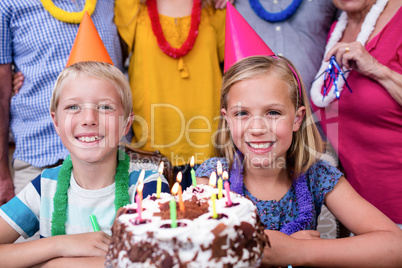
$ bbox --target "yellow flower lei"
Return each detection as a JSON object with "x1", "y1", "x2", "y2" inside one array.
[{"x1": 41, "y1": 0, "x2": 97, "y2": 24}]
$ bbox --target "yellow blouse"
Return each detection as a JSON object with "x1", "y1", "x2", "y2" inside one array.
[{"x1": 115, "y1": 0, "x2": 225, "y2": 166}]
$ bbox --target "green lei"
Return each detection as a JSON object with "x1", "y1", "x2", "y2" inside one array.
[{"x1": 51, "y1": 150, "x2": 130, "y2": 236}]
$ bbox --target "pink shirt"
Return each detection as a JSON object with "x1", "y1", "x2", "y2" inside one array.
[{"x1": 312, "y1": 7, "x2": 402, "y2": 223}]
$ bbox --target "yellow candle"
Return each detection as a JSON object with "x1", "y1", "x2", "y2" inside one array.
[
  {"x1": 156, "y1": 161, "x2": 164, "y2": 198},
  {"x1": 209, "y1": 172, "x2": 218, "y2": 219}
]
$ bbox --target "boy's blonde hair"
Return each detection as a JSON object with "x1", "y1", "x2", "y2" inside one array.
[
  {"x1": 216, "y1": 56, "x2": 322, "y2": 179},
  {"x1": 50, "y1": 61, "x2": 133, "y2": 120}
]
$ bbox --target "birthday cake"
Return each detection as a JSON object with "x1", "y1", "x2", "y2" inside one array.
[{"x1": 105, "y1": 184, "x2": 268, "y2": 267}]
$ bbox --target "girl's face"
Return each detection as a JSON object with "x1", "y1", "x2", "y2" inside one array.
[
  {"x1": 222, "y1": 72, "x2": 305, "y2": 170},
  {"x1": 51, "y1": 74, "x2": 131, "y2": 164}
]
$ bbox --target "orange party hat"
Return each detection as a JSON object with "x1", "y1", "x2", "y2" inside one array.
[
  {"x1": 224, "y1": 2, "x2": 274, "y2": 72},
  {"x1": 66, "y1": 12, "x2": 113, "y2": 67}
]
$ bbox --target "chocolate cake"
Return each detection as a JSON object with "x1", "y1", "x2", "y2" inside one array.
[{"x1": 106, "y1": 184, "x2": 268, "y2": 267}]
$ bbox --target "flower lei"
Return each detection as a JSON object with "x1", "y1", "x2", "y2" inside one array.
[
  {"x1": 310, "y1": 0, "x2": 388, "y2": 107},
  {"x1": 51, "y1": 150, "x2": 130, "y2": 236},
  {"x1": 41, "y1": 0, "x2": 97, "y2": 24},
  {"x1": 147, "y1": 0, "x2": 201, "y2": 58},
  {"x1": 249, "y1": 0, "x2": 303, "y2": 22},
  {"x1": 229, "y1": 151, "x2": 313, "y2": 235}
]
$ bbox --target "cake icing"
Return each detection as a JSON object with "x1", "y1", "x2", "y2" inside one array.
[{"x1": 106, "y1": 184, "x2": 268, "y2": 268}]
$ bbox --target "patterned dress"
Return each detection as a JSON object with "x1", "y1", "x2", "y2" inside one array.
[{"x1": 195, "y1": 159, "x2": 342, "y2": 230}]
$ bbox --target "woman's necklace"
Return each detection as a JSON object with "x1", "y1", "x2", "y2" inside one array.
[
  {"x1": 229, "y1": 151, "x2": 313, "y2": 235},
  {"x1": 51, "y1": 150, "x2": 130, "y2": 236},
  {"x1": 41, "y1": 0, "x2": 97, "y2": 24},
  {"x1": 310, "y1": 0, "x2": 388, "y2": 107},
  {"x1": 249, "y1": 0, "x2": 303, "y2": 22},
  {"x1": 147, "y1": 0, "x2": 201, "y2": 58}
]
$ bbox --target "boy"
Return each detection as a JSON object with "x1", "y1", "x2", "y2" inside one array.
[{"x1": 0, "y1": 14, "x2": 169, "y2": 267}]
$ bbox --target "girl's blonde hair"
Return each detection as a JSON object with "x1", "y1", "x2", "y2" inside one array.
[
  {"x1": 50, "y1": 61, "x2": 133, "y2": 120},
  {"x1": 216, "y1": 56, "x2": 322, "y2": 179}
]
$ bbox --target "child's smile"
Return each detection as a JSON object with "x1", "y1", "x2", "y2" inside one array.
[
  {"x1": 51, "y1": 74, "x2": 127, "y2": 164},
  {"x1": 222, "y1": 72, "x2": 304, "y2": 169}
]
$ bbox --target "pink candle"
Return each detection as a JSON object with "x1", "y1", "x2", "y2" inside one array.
[
  {"x1": 223, "y1": 171, "x2": 232, "y2": 206},
  {"x1": 224, "y1": 181, "x2": 232, "y2": 206},
  {"x1": 136, "y1": 182, "x2": 144, "y2": 221}
]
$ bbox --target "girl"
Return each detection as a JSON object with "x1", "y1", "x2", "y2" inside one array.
[
  {"x1": 114, "y1": 0, "x2": 232, "y2": 189},
  {"x1": 196, "y1": 55, "x2": 402, "y2": 267}
]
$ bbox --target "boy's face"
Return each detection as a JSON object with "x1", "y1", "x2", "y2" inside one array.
[{"x1": 51, "y1": 74, "x2": 131, "y2": 164}]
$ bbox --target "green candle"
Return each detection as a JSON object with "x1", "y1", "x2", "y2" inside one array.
[
  {"x1": 190, "y1": 156, "x2": 197, "y2": 187},
  {"x1": 90, "y1": 214, "x2": 100, "y2": 232},
  {"x1": 169, "y1": 196, "x2": 177, "y2": 228}
]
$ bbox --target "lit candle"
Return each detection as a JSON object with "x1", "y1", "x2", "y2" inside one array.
[
  {"x1": 223, "y1": 171, "x2": 232, "y2": 206},
  {"x1": 175, "y1": 172, "x2": 185, "y2": 211},
  {"x1": 209, "y1": 172, "x2": 218, "y2": 219},
  {"x1": 217, "y1": 161, "x2": 223, "y2": 199},
  {"x1": 156, "y1": 161, "x2": 164, "y2": 198},
  {"x1": 136, "y1": 180, "x2": 144, "y2": 221},
  {"x1": 173, "y1": 182, "x2": 184, "y2": 212},
  {"x1": 170, "y1": 187, "x2": 178, "y2": 228},
  {"x1": 190, "y1": 156, "x2": 197, "y2": 187}
]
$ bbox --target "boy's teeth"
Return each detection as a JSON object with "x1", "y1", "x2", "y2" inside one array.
[{"x1": 79, "y1": 136, "x2": 99, "y2": 142}]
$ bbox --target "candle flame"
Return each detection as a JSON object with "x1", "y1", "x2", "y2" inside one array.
[
  {"x1": 176, "y1": 171, "x2": 182, "y2": 183},
  {"x1": 172, "y1": 182, "x2": 179, "y2": 195},
  {"x1": 217, "y1": 161, "x2": 222, "y2": 176},
  {"x1": 138, "y1": 169, "x2": 145, "y2": 184},
  {"x1": 158, "y1": 161, "x2": 164, "y2": 174},
  {"x1": 223, "y1": 171, "x2": 228, "y2": 180},
  {"x1": 209, "y1": 172, "x2": 217, "y2": 187},
  {"x1": 190, "y1": 156, "x2": 194, "y2": 167},
  {"x1": 137, "y1": 181, "x2": 144, "y2": 193}
]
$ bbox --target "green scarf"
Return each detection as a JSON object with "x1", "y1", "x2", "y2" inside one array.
[{"x1": 51, "y1": 150, "x2": 130, "y2": 236}]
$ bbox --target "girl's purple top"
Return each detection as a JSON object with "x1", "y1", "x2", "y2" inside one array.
[{"x1": 195, "y1": 159, "x2": 342, "y2": 230}]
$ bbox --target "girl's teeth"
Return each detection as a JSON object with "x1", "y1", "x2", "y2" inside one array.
[{"x1": 250, "y1": 143, "x2": 271, "y2": 149}]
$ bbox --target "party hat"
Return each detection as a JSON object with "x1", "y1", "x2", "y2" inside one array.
[
  {"x1": 66, "y1": 12, "x2": 113, "y2": 67},
  {"x1": 224, "y1": 2, "x2": 274, "y2": 72}
]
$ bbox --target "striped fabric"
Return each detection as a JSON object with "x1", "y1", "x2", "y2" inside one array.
[
  {"x1": 0, "y1": 162, "x2": 169, "y2": 238},
  {"x1": 0, "y1": 0, "x2": 123, "y2": 167}
]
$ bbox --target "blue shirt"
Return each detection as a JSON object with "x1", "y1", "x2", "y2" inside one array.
[
  {"x1": 0, "y1": 161, "x2": 170, "y2": 238},
  {"x1": 0, "y1": 0, "x2": 123, "y2": 167},
  {"x1": 195, "y1": 158, "x2": 342, "y2": 230}
]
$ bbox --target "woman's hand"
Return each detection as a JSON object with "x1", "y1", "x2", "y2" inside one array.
[
  {"x1": 325, "y1": 41, "x2": 402, "y2": 105},
  {"x1": 325, "y1": 41, "x2": 380, "y2": 77}
]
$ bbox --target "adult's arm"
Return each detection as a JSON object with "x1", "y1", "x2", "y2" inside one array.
[
  {"x1": 326, "y1": 41, "x2": 402, "y2": 106},
  {"x1": 0, "y1": 63, "x2": 15, "y2": 205}
]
